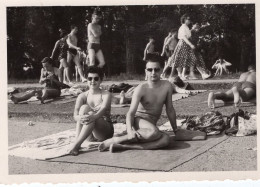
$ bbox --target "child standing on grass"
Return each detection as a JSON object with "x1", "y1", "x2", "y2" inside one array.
[{"x1": 10, "y1": 57, "x2": 67, "y2": 104}]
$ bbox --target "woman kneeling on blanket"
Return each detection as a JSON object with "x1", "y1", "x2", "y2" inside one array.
[{"x1": 69, "y1": 66, "x2": 114, "y2": 156}]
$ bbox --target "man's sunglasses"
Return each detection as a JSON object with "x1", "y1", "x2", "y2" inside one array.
[
  {"x1": 87, "y1": 77, "x2": 100, "y2": 81},
  {"x1": 146, "y1": 68, "x2": 161, "y2": 72}
]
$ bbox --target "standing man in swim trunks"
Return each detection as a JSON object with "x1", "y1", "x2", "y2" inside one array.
[
  {"x1": 67, "y1": 25, "x2": 87, "y2": 82},
  {"x1": 161, "y1": 29, "x2": 178, "y2": 79},
  {"x1": 88, "y1": 11, "x2": 105, "y2": 68},
  {"x1": 208, "y1": 64, "x2": 256, "y2": 108},
  {"x1": 98, "y1": 54, "x2": 178, "y2": 152}
]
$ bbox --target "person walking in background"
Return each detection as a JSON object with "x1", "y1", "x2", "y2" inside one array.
[
  {"x1": 189, "y1": 22, "x2": 211, "y2": 79},
  {"x1": 50, "y1": 29, "x2": 73, "y2": 84},
  {"x1": 161, "y1": 29, "x2": 178, "y2": 79},
  {"x1": 167, "y1": 14, "x2": 198, "y2": 80},
  {"x1": 88, "y1": 11, "x2": 106, "y2": 68}
]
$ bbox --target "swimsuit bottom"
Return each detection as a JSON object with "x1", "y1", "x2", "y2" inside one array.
[
  {"x1": 88, "y1": 43, "x2": 101, "y2": 53},
  {"x1": 241, "y1": 81, "x2": 256, "y2": 91},
  {"x1": 68, "y1": 48, "x2": 78, "y2": 56},
  {"x1": 233, "y1": 81, "x2": 256, "y2": 91}
]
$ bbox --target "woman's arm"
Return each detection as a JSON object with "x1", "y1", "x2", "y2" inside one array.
[
  {"x1": 50, "y1": 40, "x2": 60, "y2": 59},
  {"x1": 90, "y1": 91, "x2": 112, "y2": 121},
  {"x1": 39, "y1": 68, "x2": 46, "y2": 84},
  {"x1": 73, "y1": 93, "x2": 88, "y2": 122}
]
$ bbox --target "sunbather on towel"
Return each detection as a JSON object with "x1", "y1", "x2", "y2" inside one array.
[
  {"x1": 99, "y1": 54, "x2": 178, "y2": 152},
  {"x1": 208, "y1": 64, "x2": 256, "y2": 108},
  {"x1": 69, "y1": 66, "x2": 114, "y2": 156},
  {"x1": 10, "y1": 57, "x2": 65, "y2": 104}
]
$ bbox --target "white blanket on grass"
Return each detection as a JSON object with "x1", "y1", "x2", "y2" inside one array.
[{"x1": 9, "y1": 121, "x2": 184, "y2": 160}]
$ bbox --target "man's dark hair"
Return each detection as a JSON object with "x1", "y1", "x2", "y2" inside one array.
[
  {"x1": 41, "y1": 57, "x2": 53, "y2": 66},
  {"x1": 92, "y1": 10, "x2": 102, "y2": 17},
  {"x1": 181, "y1": 13, "x2": 191, "y2": 24},
  {"x1": 145, "y1": 53, "x2": 164, "y2": 68},
  {"x1": 248, "y1": 64, "x2": 256, "y2": 71},
  {"x1": 86, "y1": 66, "x2": 104, "y2": 80},
  {"x1": 70, "y1": 24, "x2": 78, "y2": 31}
]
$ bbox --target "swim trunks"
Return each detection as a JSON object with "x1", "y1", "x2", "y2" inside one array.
[
  {"x1": 88, "y1": 43, "x2": 101, "y2": 53},
  {"x1": 242, "y1": 81, "x2": 256, "y2": 91},
  {"x1": 232, "y1": 82, "x2": 243, "y2": 89},
  {"x1": 135, "y1": 111, "x2": 159, "y2": 124}
]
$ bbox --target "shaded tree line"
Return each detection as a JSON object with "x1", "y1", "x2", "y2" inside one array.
[{"x1": 7, "y1": 4, "x2": 255, "y2": 79}]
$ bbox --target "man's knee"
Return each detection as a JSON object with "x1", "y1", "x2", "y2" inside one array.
[
  {"x1": 79, "y1": 105, "x2": 92, "y2": 115},
  {"x1": 146, "y1": 128, "x2": 161, "y2": 141}
]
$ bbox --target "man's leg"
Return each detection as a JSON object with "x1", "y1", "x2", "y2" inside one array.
[
  {"x1": 208, "y1": 89, "x2": 234, "y2": 109},
  {"x1": 110, "y1": 132, "x2": 170, "y2": 152},
  {"x1": 74, "y1": 54, "x2": 87, "y2": 82},
  {"x1": 96, "y1": 50, "x2": 105, "y2": 68},
  {"x1": 98, "y1": 117, "x2": 170, "y2": 152},
  {"x1": 88, "y1": 49, "x2": 96, "y2": 66},
  {"x1": 67, "y1": 52, "x2": 74, "y2": 81},
  {"x1": 10, "y1": 90, "x2": 36, "y2": 104}
]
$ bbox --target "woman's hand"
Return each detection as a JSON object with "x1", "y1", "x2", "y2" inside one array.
[{"x1": 79, "y1": 114, "x2": 96, "y2": 125}]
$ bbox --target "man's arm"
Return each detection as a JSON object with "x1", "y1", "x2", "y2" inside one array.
[
  {"x1": 126, "y1": 85, "x2": 143, "y2": 139},
  {"x1": 143, "y1": 43, "x2": 150, "y2": 60},
  {"x1": 165, "y1": 83, "x2": 178, "y2": 132},
  {"x1": 66, "y1": 34, "x2": 80, "y2": 50},
  {"x1": 88, "y1": 23, "x2": 101, "y2": 38}
]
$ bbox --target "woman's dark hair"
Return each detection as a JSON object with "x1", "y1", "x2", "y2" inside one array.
[
  {"x1": 181, "y1": 14, "x2": 191, "y2": 24},
  {"x1": 86, "y1": 66, "x2": 104, "y2": 80},
  {"x1": 92, "y1": 10, "x2": 102, "y2": 17},
  {"x1": 41, "y1": 57, "x2": 53, "y2": 66},
  {"x1": 70, "y1": 24, "x2": 78, "y2": 31},
  {"x1": 59, "y1": 28, "x2": 67, "y2": 38}
]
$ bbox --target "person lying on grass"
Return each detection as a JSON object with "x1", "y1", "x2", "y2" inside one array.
[
  {"x1": 69, "y1": 66, "x2": 114, "y2": 156},
  {"x1": 98, "y1": 53, "x2": 178, "y2": 153},
  {"x1": 208, "y1": 64, "x2": 256, "y2": 108},
  {"x1": 10, "y1": 57, "x2": 67, "y2": 104}
]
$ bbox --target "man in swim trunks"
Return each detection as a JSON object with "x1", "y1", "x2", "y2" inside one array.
[
  {"x1": 67, "y1": 25, "x2": 87, "y2": 82},
  {"x1": 98, "y1": 54, "x2": 178, "y2": 152},
  {"x1": 208, "y1": 64, "x2": 256, "y2": 108},
  {"x1": 88, "y1": 11, "x2": 105, "y2": 68}
]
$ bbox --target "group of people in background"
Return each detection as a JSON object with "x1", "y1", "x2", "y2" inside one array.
[
  {"x1": 50, "y1": 11, "x2": 105, "y2": 85},
  {"x1": 144, "y1": 13, "x2": 212, "y2": 81}
]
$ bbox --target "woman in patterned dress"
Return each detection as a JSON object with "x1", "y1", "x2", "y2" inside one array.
[{"x1": 168, "y1": 14, "x2": 211, "y2": 80}]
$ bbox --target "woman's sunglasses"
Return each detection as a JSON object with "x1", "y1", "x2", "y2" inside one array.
[
  {"x1": 146, "y1": 68, "x2": 161, "y2": 72},
  {"x1": 87, "y1": 77, "x2": 100, "y2": 81}
]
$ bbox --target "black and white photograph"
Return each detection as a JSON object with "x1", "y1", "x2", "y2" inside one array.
[{"x1": 2, "y1": 0, "x2": 259, "y2": 183}]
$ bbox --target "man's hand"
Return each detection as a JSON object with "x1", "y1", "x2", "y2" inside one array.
[{"x1": 127, "y1": 129, "x2": 141, "y2": 140}]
